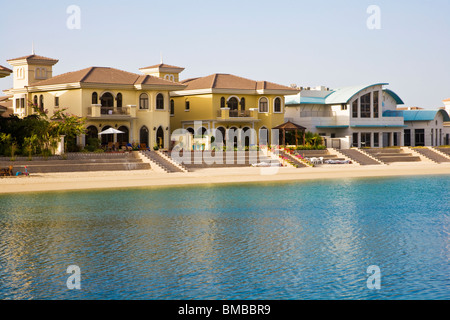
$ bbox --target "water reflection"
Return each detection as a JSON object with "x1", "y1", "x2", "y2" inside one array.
[{"x1": 0, "y1": 176, "x2": 449, "y2": 299}]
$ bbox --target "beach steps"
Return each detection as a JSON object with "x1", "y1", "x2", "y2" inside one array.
[
  {"x1": 278, "y1": 150, "x2": 308, "y2": 168},
  {"x1": 140, "y1": 151, "x2": 185, "y2": 173},
  {"x1": 338, "y1": 149, "x2": 382, "y2": 166},
  {"x1": 435, "y1": 147, "x2": 450, "y2": 157},
  {"x1": 164, "y1": 151, "x2": 280, "y2": 170},
  {"x1": 0, "y1": 152, "x2": 151, "y2": 174},
  {"x1": 363, "y1": 148, "x2": 421, "y2": 163},
  {"x1": 293, "y1": 150, "x2": 347, "y2": 162},
  {"x1": 410, "y1": 147, "x2": 450, "y2": 164}
]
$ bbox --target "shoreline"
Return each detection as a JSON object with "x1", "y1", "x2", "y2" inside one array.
[{"x1": 1, "y1": 162, "x2": 449, "y2": 195}]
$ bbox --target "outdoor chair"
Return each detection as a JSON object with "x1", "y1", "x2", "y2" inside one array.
[
  {"x1": 0, "y1": 165, "x2": 13, "y2": 177},
  {"x1": 107, "y1": 142, "x2": 114, "y2": 151}
]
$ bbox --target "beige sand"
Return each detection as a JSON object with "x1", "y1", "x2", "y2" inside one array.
[{"x1": 1, "y1": 162, "x2": 449, "y2": 194}]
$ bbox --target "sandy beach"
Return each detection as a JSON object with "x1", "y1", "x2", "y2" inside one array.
[{"x1": 0, "y1": 162, "x2": 449, "y2": 195}]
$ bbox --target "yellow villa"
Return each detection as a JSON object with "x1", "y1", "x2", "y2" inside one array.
[
  {"x1": 169, "y1": 73, "x2": 300, "y2": 147},
  {"x1": 3, "y1": 54, "x2": 186, "y2": 149},
  {"x1": 2, "y1": 52, "x2": 299, "y2": 150}
]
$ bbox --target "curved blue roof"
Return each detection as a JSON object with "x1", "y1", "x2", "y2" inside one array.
[
  {"x1": 384, "y1": 109, "x2": 450, "y2": 122},
  {"x1": 324, "y1": 83, "x2": 388, "y2": 104},
  {"x1": 384, "y1": 89, "x2": 405, "y2": 105}
]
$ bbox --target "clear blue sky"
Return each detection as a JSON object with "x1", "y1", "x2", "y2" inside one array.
[{"x1": 1, "y1": 0, "x2": 449, "y2": 108}]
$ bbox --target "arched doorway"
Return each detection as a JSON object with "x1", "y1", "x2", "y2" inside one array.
[
  {"x1": 228, "y1": 97, "x2": 239, "y2": 117},
  {"x1": 229, "y1": 127, "x2": 239, "y2": 148},
  {"x1": 242, "y1": 127, "x2": 251, "y2": 148},
  {"x1": 85, "y1": 125, "x2": 98, "y2": 146},
  {"x1": 215, "y1": 127, "x2": 226, "y2": 147},
  {"x1": 156, "y1": 126, "x2": 164, "y2": 149},
  {"x1": 101, "y1": 125, "x2": 113, "y2": 145},
  {"x1": 117, "y1": 126, "x2": 129, "y2": 145},
  {"x1": 100, "y1": 93, "x2": 114, "y2": 114},
  {"x1": 140, "y1": 126, "x2": 149, "y2": 148}
]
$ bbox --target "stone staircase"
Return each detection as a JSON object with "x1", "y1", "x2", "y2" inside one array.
[
  {"x1": 278, "y1": 150, "x2": 308, "y2": 168},
  {"x1": 435, "y1": 147, "x2": 450, "y2": 158},
  {"x1": 410, "y1": 147, "x2": 450, "y2": 164},
  {"x1": 140, "y1": 151, "x2": 185, "y2": 173},
  {"x1": 363, "y1": 148, "x2": 421, "y2": 163},
  {"x1": 164, "y1": 151, "x2": 280, "y2": 170},
  {"x1": 294, "y1": 149, "x2": 348, "y2": 162},
  {"x1": 338, "y1": 149, "x2": 382, "y2": 166},
  {"x1": 0, "y1": 152, "x2": 150, "y2": 174}
]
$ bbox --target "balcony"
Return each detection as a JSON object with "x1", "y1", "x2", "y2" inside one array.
[
  {"x1": 88, "y1": 104, "x2": 137, "y2": 119},
  {"x1": 216, "y1": 108, "x2": 258, "y2": 122}
]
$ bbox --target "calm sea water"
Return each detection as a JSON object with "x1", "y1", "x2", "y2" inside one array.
[{"x1": 0, "y1": 175, "x2": 449, "y2": 300}]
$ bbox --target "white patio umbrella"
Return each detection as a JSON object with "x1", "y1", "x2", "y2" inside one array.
[{"x1": 98, "y1": 128, "x2": 124, "y2": 135}]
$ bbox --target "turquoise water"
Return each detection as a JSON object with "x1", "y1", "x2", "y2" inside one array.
[{"x1": 0, "y1": 175, "x2": 449, "y2": 300}]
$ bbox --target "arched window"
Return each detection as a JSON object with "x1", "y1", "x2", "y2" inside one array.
[
  {"x1": 40, "y1": 68, "x2": 46, "y2": 79},
  {"x1": 33, "y1": 95, "x2": 38, "y2": 108},
  {"x1": 156, "y1": 93, "x2": 164, "y2": 110},
  {"x1": 186, "y1": 127, "x2": 195, "y2": 136},
  {"x1": 185, "y1": 100, "x2": 190, "y2": 111},
  {"x1": 139, "y1": 93, "x2": 149, "y2": 110},
  {"x1": 215, "y1": 127, "x2": 226, "y2": 145},
  {"x1": 116, "y1": 93, "x2": 122, "y2": 108},
  {"x1": 259, "y1": 97, "x2": 268, "y2": 113},
  {"x1": 39, "y1": 95, "x2": 44, "y2": 111},
  {"x1": 170, "y1": 99, "x2": 175, "y2": 116},
  {"x1": 197, "y1": 127, "x2": 207, "y2": 138},
  {"x1": 274, "y1": 97, "x2": 282, "y2": 113},
  {"x1": 156, "y1": 126, "x2": 164, "y2": 148},
  {"x1": 92, "y1": 92, "x2": 98, "y2": 104},
  {"x1": 220, "y1": 97, "x2": 226, "y2": 109},
  {"x1": 240, "y1": 98, "x2": 246, "y2": 111},
  {"x1": 100, "y1": 93, "x2": 114, "y2": 114},
  {"x1": 140, "y1": 126, "x2": 149, "y2": 147},
  {"x1": 228, "y1": 97, "x2": 239, "y2": 117}
]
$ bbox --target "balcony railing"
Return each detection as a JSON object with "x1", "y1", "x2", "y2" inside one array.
[
  {"x1": 88, "y1": 104, "x2": 136, "y2": 118},
  {"x1": 217, "y1": 108, "x2": 256, "y2": 119}
]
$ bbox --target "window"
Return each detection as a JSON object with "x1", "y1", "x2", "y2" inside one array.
[
  {"x1": 33, "y1": 95, "x2": 38, "y2": 107},
  {"x1": 259, "y1": 97, "x2": 268, "y2": 113},
  {"x1": 374, "y1": 132, "x2": 380, "y2": 147},
  {"x1": 39, "y1": 95, "x2": 44, "y2": 111},
  {"x1": 352, "y1": 133, "x2": 359, "y2": 147},
  {"x1": 415, "y1": 129, "x2": 425, "y2": 147},
  {"x1": 352, "y1": 99, "x2": 358, "y2": 118},
  {"x1": 170, "y1": 99, "x2": 175, "y2": 116},
  {"x1": 360, "y1": 93, "x2": 371, "y2": 118},
  {"x1": 404, "y1": 129, "x2": 411, "y2": 147},
  {"x1": 431, "y1": 129, "x2": 434, "y2": 146},
  {"x1": 185, "y1": 100, "x2": 190, "y2": 111},
  {"x1": 139, "y1": 93, "x2": 149, "y2": 110},
  {"x1": 240, "y1": 98, "x2": 246, "y2": 111},
  {"x1": 373, "y1": 91, "x2": 379, "y2": 118},
  {"x1": 361, "y1": 133, "x2": 371, "y2": 148},
  {"x1": 36, "y1": 68, "x2": 40, "y2": 79},
  {"x1": 341, "y1": 104, "x2": 348, "y2": 111},
  {"x1": 116, "y1": 93, "x2": 122, "y2": 108},
  {"x1": 92, "y1": 92, "x2": 98, "y2": 104},
  {"x1": 55, "y1": 97, "x2": 59, "y2": 107},
  {"x1": 156, "y1": 93, "x2": 164, "y2": 110},
  {"x1": 220, "y1": 97, "x2": 226, "y2": 109},
  {"x1": 15, "y1": 99, "x2": 19, "y2": 109},
  {"x1": 274, "y1": 97, "x2": 282, "y2": 113},
  {"x1": 140, "y1": 126, "x2": 149, "y2": 147}
]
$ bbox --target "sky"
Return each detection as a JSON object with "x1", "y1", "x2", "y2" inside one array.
[{"x1": 0, "y1": 0, "x2": 449, "y2": 108}]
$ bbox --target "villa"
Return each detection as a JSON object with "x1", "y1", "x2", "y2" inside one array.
[
  {"x1": 169, "y1": 73, "x2": 299, "y2": 147},
  {"x1": 285, "y1": 84, "x2": 450, "y2": 149},
  {"x1": 2, "y1": 54, "x2": 186, "y2": 149}
]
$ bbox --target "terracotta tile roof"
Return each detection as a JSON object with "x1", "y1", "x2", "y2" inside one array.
[
  {"x1": 0, "y1": 65, "x2": 12, "y2": 73},
  {"x1": 180, "y1": 74, "x2": 298, "y2": 92},
  {"x1": 443, "y1": 98, "x2": 450, "y2": 102},
  {"x1": 7, "y1": 54, "x2": 59, "y2": 63},
  {"x1": 30, "y1": 67, "x2": 185, "y2": 87},
  {"x1": 140, "y1": 63, "x2": 184, "y2": 70},
  {"x1": 0, "y1": 97, "x2": 13, "y2": 117}
]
